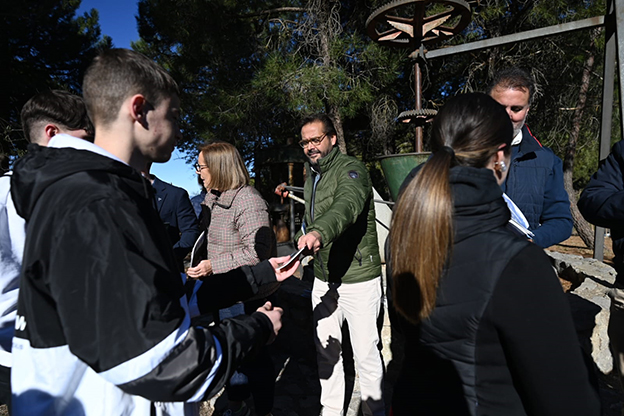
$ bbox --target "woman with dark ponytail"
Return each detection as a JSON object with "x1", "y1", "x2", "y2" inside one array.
[{"x1": 390, "y1": 93, "x2": 600, "y2": 415}]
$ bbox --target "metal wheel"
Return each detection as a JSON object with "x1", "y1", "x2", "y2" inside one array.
[
  {"x1": 397, "y1": 108, "x2": 438, "y2": 126},
  {"x1": 366, "y1": 0, "x2": 472, "y2": 49}
]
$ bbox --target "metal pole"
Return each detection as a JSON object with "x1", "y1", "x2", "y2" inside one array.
[
  {"x1": 288, "y1": 162, "x2": 296, "y2": 242},
  {"x1": 415, "y1": 60, "x2": 423, "y2": 152},
  {"x1": 594, "y1": 0, "x2": 618, "y2": 260},
  {"x1": 421, "y1": 16, "x2": 605, "y2": 60},
  {"x1": 615, "y1": 0, "x2": 624, "y2": 143}
]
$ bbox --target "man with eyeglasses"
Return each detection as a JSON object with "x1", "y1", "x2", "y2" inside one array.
[{"x1": 293, "y1": 114, "x2": 385, "y2": 416}]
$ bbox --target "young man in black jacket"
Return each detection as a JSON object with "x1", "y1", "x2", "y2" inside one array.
[
  {"x1": 0, "y1": 90, "x2": 94, "y2": 412},
  {"x1": 9, "y1": 48, "x2": 296, "y2": 415}
]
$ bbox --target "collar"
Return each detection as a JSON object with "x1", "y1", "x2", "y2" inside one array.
[
  {"x1": 48, "y1": 134, "x2": 127, "y2": 165},
  {"x1": 312, "y1": 146, "x2": 340, "y2": 174},
  {"x1": 204, "y1": 186, "x2": 245, "y2": 209},
  {"x1": 513, "y1": 125, "x2": 542, "y2": 158},
  {"x1": 151, "y1": 176, "x2": 167, "y2": 192},
  {"x1": 511, "y1": 129, "x2": 523, "y2": 146},
  {"x1": 450, "y1": 166, "x2": 510, "y2": 243}
]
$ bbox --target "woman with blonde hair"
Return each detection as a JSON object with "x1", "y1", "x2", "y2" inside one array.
[
  {"x1": 188, "y1": 142, "x2": 274, "y2": 278},
  {"x1": 389, "y1": 93, "x2": 600, "y2": 415},
  {"x1": 187, "y1": 141, "x2": 276, "y2": 416}
]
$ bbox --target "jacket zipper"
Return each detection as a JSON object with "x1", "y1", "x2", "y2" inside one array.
[{"x1": 310, "y1": 168, "x2": 328, "y2": 281}]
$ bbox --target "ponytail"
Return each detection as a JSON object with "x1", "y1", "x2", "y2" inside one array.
[
  {"x1": 389, "y1": 93, "x2": 513, "y2": 324},
  {"x1": 390, "y1": 150, "x2": 455, "y2": 323}
]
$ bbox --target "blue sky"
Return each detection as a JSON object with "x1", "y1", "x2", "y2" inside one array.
[{"x1": 77, "y1": 0, "x2": 202, "y2": 197}]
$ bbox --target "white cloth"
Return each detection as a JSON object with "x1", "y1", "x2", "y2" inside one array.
[
  {"x1": 49, "y1": 134, "x2": 126, "y2": 164},
  {"x1": 511, "y1": 129, "x2": 523, "y2": 146},
  {"x1": 311, "y1": 277, "x2": 385, "y2": 416},
  {"x1": 0, "y1": 172, "x2": 24, "y2": 367}
]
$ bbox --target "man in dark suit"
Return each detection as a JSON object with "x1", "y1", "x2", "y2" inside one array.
[{"x1": 145, "y1": 162, "x2": 200, "y2": 271}]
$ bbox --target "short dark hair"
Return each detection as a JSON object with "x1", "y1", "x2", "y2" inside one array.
[
  {"x1": 20, "y1": 90, "x2": 94, "y2": 144},
  {"x1": 487, "y1": 67, "x2": 536, "y2": 105},
  {"x1": 83, "y1": 48, "x2": 179, "y2": 127},
  {"x1": 300, "y1": 113, "x2": 337, "y2": 138}
]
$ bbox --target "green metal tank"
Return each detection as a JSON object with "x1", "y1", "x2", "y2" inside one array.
[{"x1": 378, "y1": 152, "x2": 430, "y2": 201}]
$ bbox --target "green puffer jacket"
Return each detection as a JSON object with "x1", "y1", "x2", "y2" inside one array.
[{"x1": 295, "y1": 147, "x2": 381, "y2": 284}]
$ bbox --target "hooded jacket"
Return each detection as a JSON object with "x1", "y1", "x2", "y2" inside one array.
[
  {"x1": 392, "y1": 166, "x2": 599, "y2": 416},
  {"x1": 10, "y1": 141, "x2": 277, "y2": 415},
  {"x1": 295, "y1": 147, "x2": 381, "y2": 284}
]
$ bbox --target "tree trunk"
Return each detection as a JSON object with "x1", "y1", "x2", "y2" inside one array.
[
  {"x1": 562, "y1": 29, "x2": 600, "y2": 250},
  {"x1": 314, "y1": 0, "x2": 347, "y2": 154},
  {"x1": 331, "y1": 108, "x2": 347, "y2": 154}
]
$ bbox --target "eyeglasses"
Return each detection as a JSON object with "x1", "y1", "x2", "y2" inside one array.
[
  {"x1": 194, "y1": 162, "x2": 208, "y2": 172},
  {"x1": 299, "y1": 133, "x2": 327, "y2": 148}
]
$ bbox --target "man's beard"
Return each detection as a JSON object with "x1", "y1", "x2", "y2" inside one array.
[
  {"x1": 513, "y1": 117, "x2": 527, "y2": 138},
  {"x1": 306, "y1": 149, "x2": 323, "y2": 166}
]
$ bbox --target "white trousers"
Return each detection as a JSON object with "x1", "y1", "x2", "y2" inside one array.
[{"x1": 312, "y1": 277, "x2": 385, "y2": 416}]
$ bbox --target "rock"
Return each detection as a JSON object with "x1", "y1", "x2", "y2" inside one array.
[
  {"x1": 546, "y1": 250, "x2": 616, "y2": 374},
  {"x1": 593, "y1": 309, "x2": 612, "y2": 372}
]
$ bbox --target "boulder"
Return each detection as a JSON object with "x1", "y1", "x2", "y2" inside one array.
[{"x1": 546, "y1": 250, "x2": 616, "y2": 374}]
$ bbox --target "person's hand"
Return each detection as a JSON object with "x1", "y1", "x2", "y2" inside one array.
[
  {"x1": 186, "y1": 259, "x2": 212, "y2": 280},
  {"x1": 269, "y1": 256, "x2": 301, "y2": 281},
  {"x1": 297, "y1": 231, "x2": 322, "y2": 253},
  {"x1": 256, "y1": 301, "x2": 283, "y2": 343},
  {"x1": 274, "y1": 182, "x2": 289, "y2": 198}
]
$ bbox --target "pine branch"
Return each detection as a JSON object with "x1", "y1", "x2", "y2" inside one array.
[{"x1": 236, "y1": 7, "x2": 307, "y2": 19}]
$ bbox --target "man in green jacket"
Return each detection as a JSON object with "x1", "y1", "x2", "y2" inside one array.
[{"x1": 295, "y1": 114, "x2": 384, "y2": 416}]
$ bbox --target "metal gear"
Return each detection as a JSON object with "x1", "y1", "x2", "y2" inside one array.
[
  {"x1": 366, "y1": 0, "x2": 472, "y2": 49},
  {"x1": 397, "y1": 108, "x2": 438, "y2": 126}
]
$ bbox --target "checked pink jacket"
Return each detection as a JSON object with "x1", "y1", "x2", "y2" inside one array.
[{"x1": 203, "y1": 185, "x2": 275, "y2": 274}]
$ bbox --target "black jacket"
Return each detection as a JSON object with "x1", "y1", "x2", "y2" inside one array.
[
  {"x1": 578, "y1": 140, "x2": 624, "y2": 283},
  {"x1": 392, "y1": 166, "x2": 599, "y2": 416},
  {"x1": 10, "y1": 143, "x2": 277, "y2": 415}
]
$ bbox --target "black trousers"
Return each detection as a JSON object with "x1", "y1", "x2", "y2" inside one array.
[{"x1": 0, "y1": 364, "x2": 11, "y2": 413}]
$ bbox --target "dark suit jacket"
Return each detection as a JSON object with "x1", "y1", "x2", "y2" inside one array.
[{"x1": 152, "y1": 176, "x2": 200, "y2": 270}]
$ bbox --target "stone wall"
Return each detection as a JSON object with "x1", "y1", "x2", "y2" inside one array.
[{"x1": 546, "y1": 250, "x2": 616, "y2": 374}]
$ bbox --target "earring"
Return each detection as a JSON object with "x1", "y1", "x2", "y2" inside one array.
[{"x1": 495, "y1": 161, "x2": 508, "y2": 172}]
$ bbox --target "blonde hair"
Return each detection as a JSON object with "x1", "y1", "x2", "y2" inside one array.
[
  {"x1": 390, "y1": 93, "x2": 513, "y2": 324},
  {"x1": 199, "y1": 142, "x2": 249, "y2": 191}
]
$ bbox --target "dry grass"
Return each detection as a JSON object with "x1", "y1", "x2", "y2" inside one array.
[{"x1": 549, "y1": 235, "x2": 614, "y2": 263}]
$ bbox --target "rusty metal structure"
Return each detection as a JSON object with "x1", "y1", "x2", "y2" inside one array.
[
  {"x1": 366, "y1": 0, "x2": 624, "y2": 260},
  {"x1": 366, "y1": 0, "x2": 474, "y2": 151}
]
